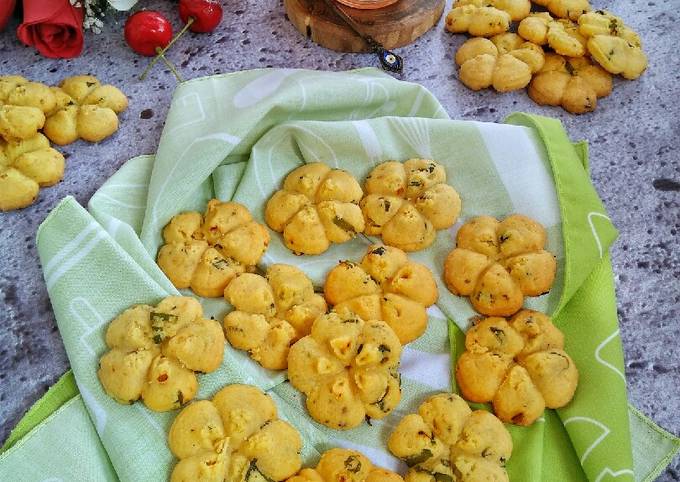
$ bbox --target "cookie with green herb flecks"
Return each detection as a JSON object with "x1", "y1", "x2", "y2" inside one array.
[
  {"x1": 168, "y1": 384, "x2": 302, "y2": 482},
  {"x1": 287, "y1": 310, "x2": 402, "y2": 430},
  {"x1": 157, "y1": 199, "x2": 270, "y2": 298},
  {"x1": 265, "y1": 162, "x2": 365, "y2": 255},
  {"x1": 455, "y1": 310, "x2": 578, "y2": 426},
  {"x1": 223, "y1": 264, "x2": 327, "y2": 370},
  {"x1": 97, "y1": 296, "x2": 224, "y2": 411},
  {"x1": 287, "y1": 448, "x2": 404, "y2": 482},
  {"x1": 388, "y1": 393, "x2": 512, "y2": 482},
  {"x1": 324, "y1": 244, "x2": 438, "y2": 344},
  {"x1": 443, "y1": 214, "x2": 556, "y2": 316},
  {"x1": 360, "y1": 159, "x2": 461, "y2": 252}
]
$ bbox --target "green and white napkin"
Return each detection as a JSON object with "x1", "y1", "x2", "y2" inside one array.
[{"x1": 0, "y1": 68, "x2": 677, "y2": 482}]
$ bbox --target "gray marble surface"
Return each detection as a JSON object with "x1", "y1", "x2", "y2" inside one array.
[{"x1": 1, "y1": 0, "x2": 678, "y2": 479}]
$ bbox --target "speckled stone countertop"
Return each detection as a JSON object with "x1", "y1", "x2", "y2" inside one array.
[{"x1": 1, "y1": 0, "x2": 678, "y2": 478}]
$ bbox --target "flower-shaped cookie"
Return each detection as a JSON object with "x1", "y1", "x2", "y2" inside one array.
[
  {"x1": 518, "y1": 13, "x2": 587, "y2": 57},
  {"x1": 450, "y1": 0, "x2": 530, "y2": 22},
  {"x1": 168, "y1": 384, "x2": 302, "y2": 482},
  {"x1": 157, "y1": 199, "x2": 270, "y2": 298},
  {"x1": 324, "y1": 244, "x2": 438, "y2": 344},
  {"x1": 455, "y1": 310, "x2": 579, "y2": 425},
  {"x1": 288, "y1": 448, "x2": 404, "y2": 482},
  {"x1": 44, "y1": 75, "x2": 128, "y2": 145},
  {"x1": 287, "y1": 310, "x2": 402, "y2": 430},
  {"x1": 578, "y1": 10, "x2": 647, "y2": 79},
  {"x1": 388, "y1": 393, "x2": 512, "y2": 482},
  {"x1": 0, "y1": 133, "x2": 65, "y2": 211},
  {"x1": 97, "y1": 296, "x2": 225, "y2": 412},
  {"x1": 224, "y1": 264, "x2": 327, "y2": 370},
  {"x1": 265, "y1": 162, "x2": 364, "y2": 255},
  {"x1": 455, "y1": 36, "x2": 544, "y2": 92},
  {"x1": 530, "y1": 0, "x2": 590, "y2": 21},
  {"x1": 529, "y1": 53, "x2": 613, "y2": 114},
  {"x1": 444, "y1": 215, "x2": 556, "y2": 316},
  {"x1": 445, "y1": 4, "x2": 511, "y2": 37},
  {"x1": 0, "y1": 75, "x2": 57, "y2": 114},
  {"x1": 361, "y1": 159, "x2": 461, "y2": 251}
]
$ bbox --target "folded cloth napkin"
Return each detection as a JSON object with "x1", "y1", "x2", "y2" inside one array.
[
  {"x1": 0, "y1": 68, "x2": 677, "y2": 482},
  {"x1": 16, "y1": 0, "x2": 84, "y2": 58}
]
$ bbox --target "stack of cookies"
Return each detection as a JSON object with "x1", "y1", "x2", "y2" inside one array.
[
  {"x1": 445, "y1": 1, "x2": 648, "y2": 113},
  {"x1": 0, "y1": 75, "x2": 127, "y2": 211}
]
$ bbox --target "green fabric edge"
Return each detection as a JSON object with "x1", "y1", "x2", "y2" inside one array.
[
  {"x1": 1, "y1": 370, "x2": 77, "y2": 452},
  {"x1": 631, "y1": 403, "x2": 680, "y2": 482}
]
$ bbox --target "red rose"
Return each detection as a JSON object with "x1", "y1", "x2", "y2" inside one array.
[
  {"x1": 16, "y1": 0, "x2": 85, "y2": 59},
  {"x1": 0, "y1": 0, "x2": 16, "y2": 30}
]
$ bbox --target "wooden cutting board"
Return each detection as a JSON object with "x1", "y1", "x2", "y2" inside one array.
[{"x1": 284, "y1": 0, "x2": 446, "y2": 53}]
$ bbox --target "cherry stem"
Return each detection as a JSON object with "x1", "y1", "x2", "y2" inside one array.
[
  {"x1": 139, "y1": 16, "x2": 195, "y2": 81},
  {"x1": 157, "y1": 47, "x2": 184, "y2": 82}
]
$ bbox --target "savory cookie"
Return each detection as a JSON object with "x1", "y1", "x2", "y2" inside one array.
[
  {"x1": 157, "y1": 199, "x2": 270, "y2": 298},
  {"x1": 223, "y1": 264, "x2": 327, "y2": 370},
  {"x1": 361, "y1": 159, "x2": 461, "y2": 251},
  {"x1": 287, "y1": 310, "x2": 402, "y2": 430},
  {"x1": 445, "y1": 4, "x2": 511, "y2": 37},
  {"x1": 530, "y1": 0, "x2": 590, "y2": 21},
  {"x1": 43, "y1": 75, "x2": 128, "y2": 144},
  {"x1": 97, "y1": 296, "x2": 225, "y2": 412},
  {"x1": 577, "y1": 10, "x2": 647, "y2": 79},
  {"x1": 455, "y1": 36, "x2": 544, "y2": 92},
  {"x1": 528, "y1": 53, "x2": 613, "y2": 114},
  {"x1": 450, "y1": 0, "x2": 530, "y2": 22},
  {"x1": 455, "y1": 310, "x2": 578, "y2": 425},
  {"x1": 0, "y1": 76, "x2": 57, "y2": 114},
  {"x1": 518, "y1": 13, "x2": 587, "y2": 57},
  {"x1": 168, "y1": 384, "x2": 302, "y2": 482},
  {"x1": 265, "y1": 162, "x2": 364, "y2": 255},
  {"x1": 0, "y1": 133, "x2": 65, "y2": 211},
  {"x1": 287, "y1": 448, "x2": 404, "y2": 482},
  {"x1": 443, "y1": 214, "x2": 556, "y2": 316},
  {"x1": 0, "y1": 105, "x2": 45, "y2": 140},
  {"x1": 388, "y1": 393, "x2": 512, "y2": 482},
  {"x1": 324, "y1": 244, "x2": 438, "y2": 344}
]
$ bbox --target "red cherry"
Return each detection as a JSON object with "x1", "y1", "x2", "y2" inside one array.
[
  {"x1": 179, "y1": 0, "x2": 223, "y2": 33},
  {"x1": 124, "y1": 11, "x2": 173, "y2": 57}
]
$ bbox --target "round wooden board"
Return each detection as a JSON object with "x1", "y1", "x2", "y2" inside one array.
[{"x1": 284, "y1": 0, "x2": 446, "y2": 53}]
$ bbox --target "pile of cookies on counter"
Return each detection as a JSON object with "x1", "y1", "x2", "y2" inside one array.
[
  {"x1": 0, "y1": 75, "x2": 127, "y2": 211},
  {"x1": 445, "y1": 0, "x2": 648, "y2": 113},
  {"x1": 95, "y1": 159, "x2": 577, "y2": 481}
]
